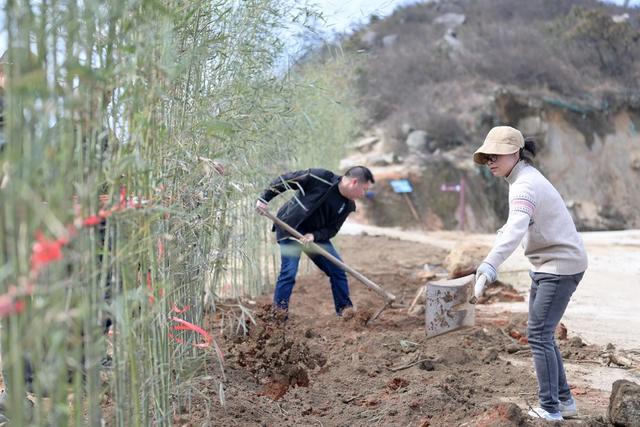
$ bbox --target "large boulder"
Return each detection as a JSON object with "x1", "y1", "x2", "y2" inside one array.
[
  {"x1": 433, "y1": 13, "x2": 466, "y2": 30},
  {"x1": 352, "y1": 136, "x2": 380, "y2": 152},
  {"x1": 443, "y1": 29, "x2": 462, "y2": 51},
  {"x1": 365, "y1": 152, "x2": 399, "y2": 166},
  {"x1": 382, "y1": 34, "x2": 398, "y2": 48},
  {"x1": 609, "y1": 380, "x2": 640, "y2": 427},
  {"x1": 400, "y1": 122, "x2": 414, "y2": 137},
  {"x1": 360, "y1": 30, "x2": 377, "y2": 47},
  {"x1": 443, "y1": 242, "x2": 491, "y2": 278},
  {"x1": 406, "y1": 130, "x2": 430, "y2": 153}
]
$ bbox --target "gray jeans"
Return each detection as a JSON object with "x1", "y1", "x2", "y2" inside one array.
[{"x1": 528, "y1": 271, "x2": 584, "y2": 413}]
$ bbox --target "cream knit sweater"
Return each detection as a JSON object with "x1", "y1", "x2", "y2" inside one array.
[{"x1": 484, "y1": 161, "x2": 588, "y2": 275}]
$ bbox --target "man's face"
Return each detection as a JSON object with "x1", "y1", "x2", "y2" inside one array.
[{"x1": 343, "y1": 178, "x2": 371, "y2": 200}]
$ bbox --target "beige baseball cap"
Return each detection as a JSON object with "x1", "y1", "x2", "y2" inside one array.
[{"x1": 473, "y1": 126, "x2": 524, "y2": 164}]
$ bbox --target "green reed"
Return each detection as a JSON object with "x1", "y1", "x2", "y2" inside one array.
[{"x1": 0, "y1": 0, "x2": 361, "y2": 425}]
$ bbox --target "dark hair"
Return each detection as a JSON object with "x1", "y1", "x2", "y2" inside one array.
[
  {"x1": 344, "y1": 165, "x2": 375, "y2": 184},
  {"x1": 519, "y1": 137, "x2": 537, "y2": 164}
]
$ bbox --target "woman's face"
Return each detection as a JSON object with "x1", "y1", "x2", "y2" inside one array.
[{"x1": 485, "y1": 152, "x2": 519, "y2": 177}]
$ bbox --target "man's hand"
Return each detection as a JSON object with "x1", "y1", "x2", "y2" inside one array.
[
  {"x1": 475, "y1": 262, "x2": 497, "y2": 284},
  {"x1": 299, "y1": 233, "x2": 314, "y2": 245},
  {"x1": 255, "y1": 200, "x2": 268, "y2": 215}
]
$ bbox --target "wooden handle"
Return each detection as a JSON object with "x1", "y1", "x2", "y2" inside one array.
[{"x1": 261, "y1": 210, "x2": 396, "y2": 303}]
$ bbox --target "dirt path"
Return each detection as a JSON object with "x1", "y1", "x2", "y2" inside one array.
[
  {"x1": 342, "y1": 222, "x2": 640, "y2": 350},
  {"x1": 187, "y1": 232, "x2": 640, "y2": 426}
]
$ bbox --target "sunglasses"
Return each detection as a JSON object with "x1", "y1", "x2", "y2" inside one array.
[{"x1": 483, "y1": 154, "x2": 499, "y2": 163}]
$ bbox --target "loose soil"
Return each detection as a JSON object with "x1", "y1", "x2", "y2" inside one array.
[{"x1": 175, "y1": 235, "x2": 626, "y2": 426}]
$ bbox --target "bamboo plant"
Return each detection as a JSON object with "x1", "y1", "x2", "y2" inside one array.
[{"x1": 0, "y1": 0, "x2": 361, "y2": 425}]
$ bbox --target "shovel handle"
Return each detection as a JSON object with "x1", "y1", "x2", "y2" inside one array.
[
  {"x1": 469, "y1": 275, "x2": 487, "y2": 304},
  {"x1": 260, "y1": 209, "x2": 396, "y2": 303}
]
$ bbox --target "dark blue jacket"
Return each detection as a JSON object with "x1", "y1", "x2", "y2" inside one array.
[{"x1": 259, "y1": 168, "x2": 355, "y2": 241}]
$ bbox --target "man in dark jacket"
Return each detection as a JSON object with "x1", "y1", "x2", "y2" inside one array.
[{"x1": 256, "y1": 166, "x2": 374, "y2": 315}]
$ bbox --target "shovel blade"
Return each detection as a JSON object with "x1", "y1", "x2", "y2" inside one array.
[{"x1": 425, "y1": 274, "x2": 475, "y2": 338}]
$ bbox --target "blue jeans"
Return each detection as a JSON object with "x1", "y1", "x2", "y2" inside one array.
[
  {"x1": 273, "y1": 239, "x2": 353, "y2": 315},
  {"x1": 528, "y1": 271, "x2": 584, "y2": 413}
]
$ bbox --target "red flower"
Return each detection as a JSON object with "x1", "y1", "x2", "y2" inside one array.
[
  {"x1": 31, "y1": 232, "x2": 64, "y2": 273},
  {"x1": 83, "y1": 215, "x2": 102, "y2": 227},
  {"x1": 171, "y1": 304, "x2": 191, "y2": 314},
  {"x1": 146, "y1": 270, "x2": 155, "y2": 304},
  {"x1": 169, "y1": 317, "x2": 219, "y2": 356},
  {"x1": 0, "y1": 294, "x2": 25, "y2": 318},
  {"x1": 157, "y1": 238, "x2": 164, "y2": 259}
]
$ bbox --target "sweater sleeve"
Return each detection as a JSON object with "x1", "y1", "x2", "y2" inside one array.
[{"x1": 483, "y1": 185, "x2": 536, "y2": 270}]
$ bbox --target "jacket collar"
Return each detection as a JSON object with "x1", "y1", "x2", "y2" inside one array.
[{"x1": 506, "y1": 160, "x2": 528, "y2": 185}]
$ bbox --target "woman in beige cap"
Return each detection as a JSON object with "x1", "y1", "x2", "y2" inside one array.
[{"x1": 473, "y1": 126, "x2": 588, "y2": 421}]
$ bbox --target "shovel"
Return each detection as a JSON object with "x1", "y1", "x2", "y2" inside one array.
[
  {"x1": 261, "y1": 210, "x2": 397, "y2": 321},
  {"x1": 425, "y1": 274, "x2": 487, "y2": 337}
]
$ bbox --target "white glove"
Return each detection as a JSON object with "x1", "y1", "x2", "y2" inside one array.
[
  {"x1": 470, "y1": 262, "x2": 496, "y2": 303},
  {"x1": 475, "y1": 262, "x2": 497, "y2": 284}
]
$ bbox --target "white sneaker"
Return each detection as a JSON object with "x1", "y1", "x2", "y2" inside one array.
[
  {"x1": 559, "y1": 398, "x2": 578, "y2": 418},
  {"x1": 528, "y1": 407, "x2": 564, "y2": 421}
]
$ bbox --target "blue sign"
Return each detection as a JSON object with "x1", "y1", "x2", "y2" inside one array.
[{"x1": 390, "y1": 179, "x2": 413, "y2": 193}]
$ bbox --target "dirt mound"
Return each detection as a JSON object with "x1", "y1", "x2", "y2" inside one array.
[
  {"x1": 474, "y1": 403, "x2": 531, "y2": 427},
  {"x1": 340, "y1": 306, "x2": 373, "y2": 326},
  {"x1": 478, "y1": 280, "x2": 525, "y2": 304},
  {"x1": 225, "y1": 304, "x2": 326, "y2": 400},
  {"x1": 386, "y1": 377, "x2": 410, "y2": 391}
]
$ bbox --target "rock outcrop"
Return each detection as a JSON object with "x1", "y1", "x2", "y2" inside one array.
[
  {"x1": 344, "y1": 89, "x2": 640, "y2": 232},
  {"x1": 340, "y1": 0, "x2": 640, "y2": 232}
]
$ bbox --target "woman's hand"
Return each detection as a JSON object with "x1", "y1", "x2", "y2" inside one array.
[{"x1": 475, "y1": 262, "x2": 497, "y2": 284}]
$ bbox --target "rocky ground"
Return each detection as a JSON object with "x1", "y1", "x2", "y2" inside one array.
[{"x1": 175, "y1": 234, "x2": 640, "y2": 426}]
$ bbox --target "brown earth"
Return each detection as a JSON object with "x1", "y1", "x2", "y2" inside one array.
[{"x1": 176, "y1": 234, "x2": 616, "y2": 426}]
